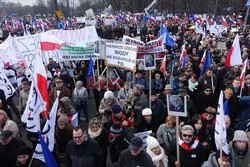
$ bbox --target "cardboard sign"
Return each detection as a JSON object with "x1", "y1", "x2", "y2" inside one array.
[
  {"x1": 98, "y1": 39, "x2": 121, "y2": 59},
  {"x1": 217, "y1": 42, "x2": 226, "y2": 50},
  {"x1": 167, "y1": 95, "x2": 187, "y2": 117},
  {"x1": 105, "y1": 43, "x2": 137, "y2": 72}
]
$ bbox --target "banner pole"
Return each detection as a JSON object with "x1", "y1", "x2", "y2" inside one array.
[
  {"x1": 211, "y1": 74, "x2": 215, "y2": 93},
  {"x1": 176, "y1": 116, "x2": 180, "y2": 163},
  {"x1": 149, "y1": 69, "x2": 152, "y2": 109},
  {"x1": 106, "y1": 66, "x2": 109, "y2": 91}
]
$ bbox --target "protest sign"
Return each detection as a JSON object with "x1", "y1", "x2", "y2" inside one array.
[
  {"x1": 122, "y1": 34, "x2": 166, "y2": 54},
  {"x1": 167, "y1": 95, "x2": 187, "y2": 117},
  {"x1": 134, "y1": 130, "x2": 152, "y2": 149},
  {"x1": 209, "y1": 23, "x2": 228, "y2": 35},
  {"x1": 98, "y1": 39, "x2": 121, "y2": 59},
  {"x1": 217, "y1": 42, "x2": 226, "y2": 50},
  {"x1": 105, "y1": 43, "x2": 137, "y2": 71},
  {"x1": 60, "y1": 45, "x2": 95, "y2": 60}
]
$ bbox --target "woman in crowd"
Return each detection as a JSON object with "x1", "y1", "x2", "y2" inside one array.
[
  {"x1": 156, "y1": 115, "x2": 176, "y2": 151},
  {"x1": 88, "y1": 118, "x2": 109, "y2": 167}
]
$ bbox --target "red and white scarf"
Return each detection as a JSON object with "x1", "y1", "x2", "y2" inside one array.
[{"x1": 179, "y1": 136, "x2": 199, "y2": 151}]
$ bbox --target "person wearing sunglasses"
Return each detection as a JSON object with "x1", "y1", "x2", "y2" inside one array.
[
  {"x1": 201, "y1": 106, "x2": 217, "y2": 129},
  {"x1": 167, "y1": 125, "x2": 206, "y2": 167}
]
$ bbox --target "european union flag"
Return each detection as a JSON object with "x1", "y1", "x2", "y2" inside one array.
[
  {"x1": 160, "y1": 24, "x2": 174, "y2": 48},
  {"x1": 87, "y1": 55, "x2": 94, "y2": 78},
  {"x1": 37, "y1": 131, "x2": 58, "y2": 167}
]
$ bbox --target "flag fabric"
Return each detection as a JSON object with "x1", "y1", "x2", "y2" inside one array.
[
  {"x1": 224, "y1": 100, "x2": 229, "y2": 115},
  {"x1": 150, "y1": 17, "x2": 157, "y2": 24},
  {"x1": 225, "y1": 34, "x2": 242, "y2": 67},
  {"x1": 21, "y1": 79, "x2": 46, "y2": 132},
  {"x1": 36, "y1": 131, "x2": 59, "y2": 167},
  {"x1": 215, "y1": 91, "x2": 229, "y2": 154},
  {"x1": 171, "y1": 54, "x2": 176, "y2": 76},
  {"x1": 68, "y1": 112, "x2": 79, "y2": 128},
  {"x1": 40, "y1": 33, "x2": 64, "y2": 51},
  {"x1": 200, "y1": 50, "x2": 211, "y2": 77},
  {"x1": 160, "y1": 24, "x2": 174, "y2": 47},
  {"x1": 33, "y1": 97, "x2": 59, "y2": 165},
  {"x1": 160, "y1": 55, "x2": 166, "y2": 74},
  {"x1": 201, "y1": 50, "x2": 206, "y2": 63},
  {"x1": 179, "y1": 48, "x2": 187, "y2": 68},
  {"x1": 34, "y1": 52, "x2": 49, "y2": 117},
  {"x1": 221, "y1": 17, "x2": 228, "y2": 27},
  {"x1": 87, "y1": 55, "x2": 94, "y2": 78},
  {"x1": 240, "y1": 59, "x2": 248, "y2": 86},
  {"x1": 0, "y1": 68, "x2": 16, "y2": 99}
]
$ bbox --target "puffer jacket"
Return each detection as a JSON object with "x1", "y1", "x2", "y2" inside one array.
[
  {"x1": 59, "y1": 97, "x2": 76, "y2": 116},
  {"x1": 72, "y1": 86, "x2": 88, "y2": 106}
]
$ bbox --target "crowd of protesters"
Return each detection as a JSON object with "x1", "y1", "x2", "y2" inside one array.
[{"x1": 0, "y1": 11, "x2": 250, "y2": 167}]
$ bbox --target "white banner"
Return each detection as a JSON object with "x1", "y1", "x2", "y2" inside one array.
[
  {"x1": 209, "y1": 23, "x2": 228, "y2": 35},
  {"x1": 105, "y1": 43, "x2": 137, "y2": 72},
  {"x1": 122, "y1": 34, "x2": 166, "y2": 54},
  {"x1": 98, "y1": 39, "x2": 121, "y2": 59},
  {"x1": 0, "y1": 68, "x2": 16, "y2": 99},
  {"x1": 195, "y1": 22, "x2": 205, "y2": 36}
]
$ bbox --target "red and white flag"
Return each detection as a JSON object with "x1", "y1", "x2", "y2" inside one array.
[
  {"x1": 160, "y1": 55, "x2": 166, "y2": 74},
  {"x1": 68, "y1": 112, "x2": 78, "y2": 128},
  {"x1": 240, "y1": 59, "x2": 248, "y2": 86},
  {"x1": 225, "y1": 34, "x2": 242, "y2": 67},
  {"x1": 201, "y1": 50, "x2": 206, "y2": 63},
  {"x1": 34, "y1": 54, "x2": 49, "y2": 117},
  {"x1": 40, "y1": 33, "x2": 64, "y2": 51}
]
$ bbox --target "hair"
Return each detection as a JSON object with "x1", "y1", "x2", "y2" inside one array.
[
  {"x1": 165, "y1": 115, "x2": 176, "y2": 126},
  {"x1": 190, "y1": 114, "x2": 202, "y2": 125},
  {"x1": 89, "y1": 118, "x2": 102, "y2": 128},
  {"x1": 76, "y1": 80, "x2": 83, "y2": 87},
  {"x1": 73, "y1": 126, "x2": 84, "y2": 133},
  {"x1": 233, "y1": 78, "x2": 240, "y2": 82},
  {"x1": 215, "y1": 150, "x2": 232, "y2": 160},
  {"x1": 181, "y1": 125, "x2": 194, "y2": 134},
  {"x1": 206, "y1": 67, "x2": 213, "y2": 71}
]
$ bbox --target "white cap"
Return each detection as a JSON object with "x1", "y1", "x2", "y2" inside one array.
[
  {"x1": 142, "y1": 108, "x2": 152, "y2": 116},
  {"x1": 104, "y1": 91, "x2": 114, "y2": 99}
]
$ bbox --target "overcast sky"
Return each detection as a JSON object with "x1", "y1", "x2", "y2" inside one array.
[{"x1": 5, "y1": 0, "x2": 35, "y2": 6}]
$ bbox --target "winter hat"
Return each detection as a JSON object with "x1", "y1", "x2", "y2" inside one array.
[
  {"x1": 245, "y1": 74, "x2": 250, "y2": 80},
  {"x1": 110, "y1": 123, "x2": 122, "y2": 134},
  {"x1": 16, "y1": 146, "x2": 32, "y2": 156},
  {"x1": 146, "y1": 136, "x2": 160, "y2": 150},
  {"x1": 134, "y1": 84, "x2": 144, "y2": 90},
  {"x1": 112, "y1": 105, "x2": 122, "y2": 114},
  {"x1": 205, "y1": 106, "x2": 216, "y2": 114},
  {"x1": 164, "y1": 84, "x2": 172, "y2": 90},
  {"x1": 57, "y1": 115, "x2": 69, "y2": 124},
  {"x1": 4, "y1": 62, "x2": 9, "y2": 67},
  {"x1": 129, "y1": 136, "x2": 143, "y2": 151},
  {"x1": 233, "y1": 130, "x2": 249, "y2": 142},
  {"x1": 142, "y1": 108, "x2": 152, "y2": 116},
  {"x1": 21, "y1": 77, "x2": 30, "y2": 85},
  {"x1": 104, "y1": 91, "x2": 114, "y2": 99},
  {"x1": 0, "y1": 130, "x2": 13, "y2": 140}
]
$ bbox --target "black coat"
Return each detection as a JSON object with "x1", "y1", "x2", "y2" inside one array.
[
  {"x1": 0, "y1": 138, "x2": 25, "y2": 167},
  {"x1": 136, "y1": 117, "x2": 159, "y2": 136},
  {"x1": 65, "y1": 136, "x2": 104, "y2": 167},
  {"x1": 118, "y1": 149, "x2": 154, "y2": 167},
  {"x1": 195, "y1": 92, "x2": 217, "y2": 114},
  {"x1": 167, "y1": 139, "x2": 206, "y2": 167}
]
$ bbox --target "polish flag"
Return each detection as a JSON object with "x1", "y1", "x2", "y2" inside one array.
[
  {"x1": 221, "y1": 17, "x2": 228, "y2": 27},
  {"x1": 225, "y1": 34, "x2": 242, "y2": 67},
  {"x1": 240, "y1": 59, "x2": 248, "y2": 86},
  {"x1": 179, "y1": 48, "x2": 187, "y2": 68},
  {"x1": 34, "y1": 54, "x2": 49, "y2": 117},
  {"x1": 68, "y1": 112, "x2": 78, "y2": 128},
  {"x1": 201, "y1": 50, "x2": 206, "y2": 63},
  {"x1": 160, "y1": 55, "x2": 166, "y2": 74},
  {"x1": 150, "y1": 17, "x2": 157, "y2": 24},
  {"x1": 40, "y1": 33, "x2": 64, "y2": 51}
]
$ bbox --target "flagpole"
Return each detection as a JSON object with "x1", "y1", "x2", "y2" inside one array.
[
  {"x1": 220, "y1": 139, "x2": 223, "y2": 163},
  {"x1": 239, "y1": 81, "x2": 244, "y2": 97},
  {"x1": 106, "y1": 66, "x2": 109, "y2": 91},
  {"x1": 149, "y1": 69, "x2": 152, "y2": 109},
  {"x1": 211, "y1": 74, "x2": 215, "y2": 93},
  {"x1": 28, "y1": 156, "x2": 34, "y2": 167}
]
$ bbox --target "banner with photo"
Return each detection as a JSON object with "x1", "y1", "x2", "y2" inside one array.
[
  {"x1": 167, "y1": 95, "x2": 187, "y2": 117},
  {"x1": 105, "y1": 43, "x2": 137, "y2": 72}
]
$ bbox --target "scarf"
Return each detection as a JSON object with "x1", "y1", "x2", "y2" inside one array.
[
  {"x1": 88, "y1": 127, "x2": 102, "y2": 139},
  {"x1": 179, "y1": 136, "x2": 199, "y2": 151},
  {"x1": 233, "y1": 142, "x2": 249, "y2": 157},
  {"x1": 188, "y1": 79, "x2": 198, "y2": 92},
  {"x1": 147, "y1": 146, "x2": 168, "y2": 167}
]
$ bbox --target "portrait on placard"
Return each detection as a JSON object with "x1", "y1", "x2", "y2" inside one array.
[
  {"x1": 144, "y1": 54, "x2": 156, "y2": 70},
  {"x1": 137, "y1": 60, "x2": 145, "y2": 71},
  {"x1": 108, "y1": 68, "x2": 120, "y2": 85},
  {"x1": 167, "y1": 95, "x2": 187, "y2": 117}
]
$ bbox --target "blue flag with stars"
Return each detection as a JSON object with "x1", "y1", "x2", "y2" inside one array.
[{"x1": 87, "y1": 55, "x2": 94, "y2": 78}]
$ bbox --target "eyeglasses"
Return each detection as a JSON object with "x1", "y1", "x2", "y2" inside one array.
[
  {"x1": 73, "y1": 134, "x2": 83, "y2": 140},
  {"x1": 182, "y1": 134, "x2": 193, "y2": 138},
  {"x1": 205, "y1": 113, "x2": 214, "y2": 117}
]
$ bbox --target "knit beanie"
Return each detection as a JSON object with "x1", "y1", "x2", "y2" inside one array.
[
  {"x1": 16, "y1": 146, "x2": 32, "y2": 156},
  {"x1": 142, "y1": 108, "x2": 152, "y2": 116},
  {"x1": 146, "y1": 136, "x2": 160, "y2": 150},
  {"x1": 104, "y1": 91, "x2": 114, "y2": 99},
  {"x1": 110, "y1": 123, "x2": 122, "y2": 134},
  {"x1": 57, "y1": 115, "x2": 69, "y2": 124},
  {"x1": 112, "y1": 105, "x2": 122, "y2": 114},
  {"x1": 233, "y1": 130, "x2": 249, "y2": 142}
]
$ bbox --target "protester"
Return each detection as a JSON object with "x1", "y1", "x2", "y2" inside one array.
[
  {"x1": 18, "y1": 77, "x2": 30, "y2": 114},
  {"x1": 0, "y1": 130, "x2": 25, "y2": 167},
  {"x1": 201, "y1": 151, "x2": 232, "y2": 167},
  {"x1": 65, "y1": 127, "x2": 104, "y2": 167},
  {"x1": 88, "y1": 118, "x2": 109, "y2": 167},
  {"x1": 0, "y1": 110, "x2": 20, "y2": 138},
  {"x1": 72, "y1": 80, "x2": 89, "y2": 122},
  {"x1": 118, "y1": 136, "x2": 154, "y2": 167},
  {"x1": 167, "y1": 125, "x2": 206, "y2": 167},
  {"x1": 229, "y1": 130, "x2": 250, "y2": 167},
  {"x1": 146, "y1": 136, "x2": 169, "y2": 167}
]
